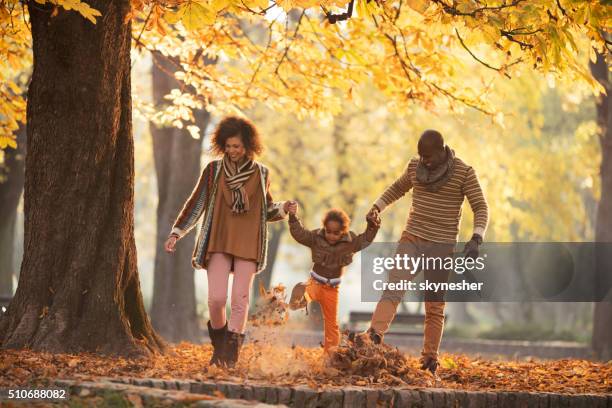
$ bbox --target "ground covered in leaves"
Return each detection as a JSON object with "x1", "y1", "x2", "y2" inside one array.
[{"x1": 1, "y1": 340, "x2": 610, "y2": 395}]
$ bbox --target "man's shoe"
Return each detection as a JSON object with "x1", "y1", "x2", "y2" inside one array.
[
  {"x1": 368, "y1": 328, "x2": 383, "y2": 345},
  {"x1": 207, "y1": 321, "x2": 227, "y2": 366},
  {"x1": 289, "y1": 282, "x2": 308, "y2": 310},
  {"x1": 420, "y1": 356, "x2": 439, "y2": 375},
  {"x1": 352, "y1": 328, "x2": 383, "y2": 346}
]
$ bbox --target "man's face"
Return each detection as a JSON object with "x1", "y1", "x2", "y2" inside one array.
[{"x1": 418, "y1": 145, "x2": 446, "y2": 170}]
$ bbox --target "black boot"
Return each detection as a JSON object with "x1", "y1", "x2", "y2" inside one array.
[
  {"x1": 351, "y1": 328, "x2": 383, "y2": 347},
  {"x1": 207, "y1": 321, "x2": 227, "y2": 366},
  {"x1": 420, "y1": 355, "x2": 439, "y2": 375},
  {"x1": 367, "y1": 328, "x2": 383, "y2": 345},
  {"x1": 224, "y1": 331, "x2": 246, "y2": 368}
]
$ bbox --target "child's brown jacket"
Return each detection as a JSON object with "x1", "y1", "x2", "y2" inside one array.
[{"x1": 288, "y1": 213, "x2": 379, "y2": 279}]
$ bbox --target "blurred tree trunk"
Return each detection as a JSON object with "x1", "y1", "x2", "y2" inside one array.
[
  {"x1": 253, "y1": 222, "x2": 285, "y2": 300},
  {"x1": 451, "y1": 302, "x2": 475, "y2": 325},
  {"x1": 149, "y1": 52, "x2": 209, "y2": 343},
  {"x1": 332, "y1": 112, "x2": 357, "y2": 219},
  {"x1": 0, "y1": 0, "x2": 164, "y2": 356},
  {"x1": 590, "y1": 48, "x2": 612, "y2": 360},
  {"x1": 0, "y1": 126, "x2": 26, "y2": 297}
]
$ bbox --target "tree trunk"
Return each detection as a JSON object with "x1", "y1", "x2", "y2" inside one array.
[
  {"x1": 332, "y1": 113, "x2": 357, "y2": 219},
  {"x1": 591, "y1": 49, "x2": 612, "y2": 360},
  {"x1": 253, "y1": 222, "x2": 285, "y2": 302},
  {"x1": 0, "y1": 0, "x2": 164, "y2": 356},
  {"x1": 149, "y1": 52, "x2": 208, "y2": 343},
  {"x1": 0, "y1": 125, "x2": 26, "y2": 297}
]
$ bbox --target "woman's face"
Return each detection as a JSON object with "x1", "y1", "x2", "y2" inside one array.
[{"x1": 225, "y1": 135, "x2": 247, "y2": 163}]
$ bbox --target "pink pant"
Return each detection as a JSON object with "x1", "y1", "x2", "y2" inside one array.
[{"x1": 207, "y1": 252, "x2": 256, "y2": 333}]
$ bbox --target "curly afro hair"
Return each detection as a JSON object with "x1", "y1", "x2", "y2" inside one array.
[
  {"x1": 210, "y1": 116, "x2": 264, "y2": 159},
  {"x1": 322, "y1": 208, "x2": 351, "y2": 234}
]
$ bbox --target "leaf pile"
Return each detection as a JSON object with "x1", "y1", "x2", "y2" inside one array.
[
  {"x1": 0, "y1": 343, "x2": 610, "y2": 394},
  {"x1": 328, "y1": 332, "x2": 427, "y2": 387}
]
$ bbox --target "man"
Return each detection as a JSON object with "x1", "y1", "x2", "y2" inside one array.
[{"x1": 365, "y1": 129, "x2": 489, "y2": 375}]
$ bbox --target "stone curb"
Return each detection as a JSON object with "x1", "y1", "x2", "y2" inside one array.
[
  {"x1": 53, "y1": 379, "x2": 281, "y2": 407},
  {"x1": 98, "y1": 377, "x2": 612, "y2": 408}
]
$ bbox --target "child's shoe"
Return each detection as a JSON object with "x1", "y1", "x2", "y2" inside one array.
[{"x1": 289, "y1": 282, "x2": 309, "y2": 310}]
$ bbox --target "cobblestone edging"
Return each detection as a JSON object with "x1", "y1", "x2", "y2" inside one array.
[
  {"x1": 96, "y1": 377, "x2": 612, "y2": 407},
  {"x1": 53, "y1": 379, "x2": 280, "y2": 407}
]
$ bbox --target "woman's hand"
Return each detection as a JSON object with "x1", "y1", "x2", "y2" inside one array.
[
  {"x1": 164, "y1": 236, "x2": 178, "y2": 253},
  {"x1": 284, "y1": 200, "x2": 298, "y2": 215}
]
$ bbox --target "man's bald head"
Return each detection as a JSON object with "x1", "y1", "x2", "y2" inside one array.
[
  {"x1": 418, "y1": 130, "x2": 444, "y2": 155},
  {"x1": 417, "y1": 130, "x2": 447, "y2": 170}
]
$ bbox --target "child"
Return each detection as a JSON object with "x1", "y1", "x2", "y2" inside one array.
[{"x1": 286, "y1": 202, "x2": 380, "y2": 352}]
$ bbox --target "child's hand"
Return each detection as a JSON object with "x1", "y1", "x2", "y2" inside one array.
[
  {"x1": 286, "y1": 200, "x2": 299, "y2": 215},
  {"x1": 366, "y1": 211, "x2": 381, "y2": 227}
]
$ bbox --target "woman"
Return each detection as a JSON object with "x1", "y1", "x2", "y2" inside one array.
[{"x1": 164, "y1": 116, "x2": 290, "y2": 368}]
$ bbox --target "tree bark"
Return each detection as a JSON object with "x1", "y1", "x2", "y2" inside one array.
[
  {"x1": 0, "y1": 125, "x2": 26, "y2": 297},
  {"x1": 332, "y1": 113, "x2": 357, "y2": 219},
  {"x1": 590, "y1": 49, "x2": 612, "y2": 360},
  {"x1": 0, "y1": 0, "x2": 164, "y2": 356},
  {"x1": 253, "y1": 222, "x2": 285, "y2": 302},
  {"x1": 149, "y1": 52, "x2": 208, "y2": 343}
]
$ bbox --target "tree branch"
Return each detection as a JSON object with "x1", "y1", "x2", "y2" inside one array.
[
  {"x1": 432, "y1": 0, "x2": 525, "y2": 17},
  {"x1": 274, "y1": 9, "x2": 305, "y2": 86},
  {"x1": 455, "y1": 28, "x2": 511, "y2": 78}
]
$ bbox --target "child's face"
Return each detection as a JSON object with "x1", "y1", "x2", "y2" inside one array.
[{"x1": 324, "y1": 220, "x2": 344, "y2": 245}]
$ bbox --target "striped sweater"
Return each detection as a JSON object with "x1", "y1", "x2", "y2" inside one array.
[{"x1": 375, "y1": 156, "x2": 489, "y2": 243}]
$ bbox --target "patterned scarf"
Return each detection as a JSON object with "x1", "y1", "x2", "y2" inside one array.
[
  {"x1": 415, "y1": 146, "x2": 456, "y2": 192},
  {"x1": 222, "y1": 154, "x2": 257, "y2": 214}
]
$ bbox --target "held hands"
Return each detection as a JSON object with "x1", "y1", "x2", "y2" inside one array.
[
  {"x1": 285, "y1": 200, "x2": 299, "y2": 215},
  {"x1": 164, "y1": 235, "x2": 178, "y2": 253},
  {"x1": 368, "y1": 204, "x2": 380, "y2": 219},
  {"x1": 366, "y1": 206, "x2": 381, "y2": 227}
]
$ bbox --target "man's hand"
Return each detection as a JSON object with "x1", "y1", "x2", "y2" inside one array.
[{"x1": 463, "y1": 233, "x2": 483, "y2": 259}]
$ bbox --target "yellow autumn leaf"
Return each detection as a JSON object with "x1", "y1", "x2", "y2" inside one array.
[
  {"x1": 405, "y1": 0, "x2": 428, "y2": 13},
  {"x1": 163, "y1": 7, "x2": 186, "y2": 24},
  {"x1": 57, "y1": 0, "x2": 102, "y2": 24},
  {"x1": 0, "y1": 134, "x2": 17, "y2": 149},
  {"x1": 440, "y1": 356, "x2": 458, "y2": 369},
  {"x1": 181, "y1": 0, "x2": 215, "y2": 30},
  {"x1": 244, "y1": 0, "x2": 269, "y2": 10},
  {"x1": 210, "y1": 0, "x2": 229, "y2": 12}
]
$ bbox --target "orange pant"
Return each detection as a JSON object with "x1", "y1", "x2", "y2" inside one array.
[{"x1": 305, "y1": 278, "x2": 340, "y2": 351}]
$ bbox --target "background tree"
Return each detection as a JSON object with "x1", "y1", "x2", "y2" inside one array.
[
  {"x1": 148, "y1": 52, "x2": 210, "y2": 343},
  {"x1": 0, "y1": 0, "x2": 164, "y2": 356},
  {"x1": 590, "y1": 47, "x2": 612, "y2": 360},
  {"x1": 0, "y1": 125, "x2": 25, "y2": 298}
]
